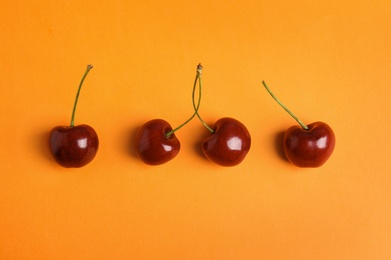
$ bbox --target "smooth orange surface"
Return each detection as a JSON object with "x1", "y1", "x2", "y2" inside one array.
[{"x1": 1, "y1": 1, "x2": 391, "y2": 259}]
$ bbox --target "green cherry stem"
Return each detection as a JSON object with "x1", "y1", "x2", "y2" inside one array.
[
  {"x1": 192, "y1": 64, "x2": 215, "y2": 134},
  {"x1": 165, "y1": 64, "x2": 203, "y2": 138},
  {"x1": 262, "y1": 80, "x2": 309, "y2": 130},
  {"x1": 70, "y1": 65, "x2": 93, "y2": 127}
]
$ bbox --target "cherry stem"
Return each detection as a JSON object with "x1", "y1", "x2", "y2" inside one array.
[
  {"x1": 70, "y1": 65, "x2": 93, "y2": 127},
  {"x1": 192, "y1": 65, "x2": 215, "y2": 134},
  {"x1": 165, "y1": 64, "x2": 203, "y2": 138},
  {"x1": 262, "y1": 81, "x2": 309, "y2": 130}
]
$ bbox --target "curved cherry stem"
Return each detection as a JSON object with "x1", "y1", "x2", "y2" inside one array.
[
  {"x1": 70, "y1": 65, "x2": 93, "y2": 127},
  {"x1": 165, "y1": 64, "x2": 203, "y2": 138},
  {"x1": 262, "y1": 81, "x2": 309, "y2": 130},
  {"x1": 192, "y1": 65, "x2": 215, "y2": 134}
]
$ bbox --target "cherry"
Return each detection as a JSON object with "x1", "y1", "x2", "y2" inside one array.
[
  {"x1": 262, "y1": 81, "x2": 335, "y2": 168},
  {"x1": 134, "y1": 119, "x2": 180, "y2": 165},
  {"x1": 193, "y1": 66, "x2": 251, "y2": 166},
  {"x1": 134, "y1": 65, "x2": 203, "y2": 165},
  {"x1": 202, "y1": 117, "x2": 251, "y2": 166},
  {"x1": 49, "y1": 65, "x2": 99, "y2": 168}
]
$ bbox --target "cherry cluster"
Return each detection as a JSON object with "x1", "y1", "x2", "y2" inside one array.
[{"x1": 49, "y1": 65, "x2": 335, "y2": 169}]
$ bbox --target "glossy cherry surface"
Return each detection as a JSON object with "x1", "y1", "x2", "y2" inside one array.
[
  {"x1": 202, "y1": 117, "x2": 251, "y2": 166},
  {"x1": 49, "y1": 124, "x2": 99, "y2": 168},
  {"x1": 49, "y1": 65, "x2": 99, "y2": 168},
  {"x1": 135, "y1": 119, "x2": 180, "y2": 165},
  {"x1": 284, "y1": 121, "x2": 335, "y2": 167}
]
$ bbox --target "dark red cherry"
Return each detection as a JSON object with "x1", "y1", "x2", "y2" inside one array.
[
  {"x1": 135, "y1": 119, "x2": 180, "y2": 165},
  {"x1": 49, "y1": 125, "x2": 99, "y2": 168},
  {"x1": 49, "y1": 65, "x2": 99, "y2": 168},
  {"x1": 262, "y1": 81, "x2": 336, "y2": 168},
  {"x1": 202, "y1": 117, "x2": 251, "y2": 166},
  {"x1": 284, "y1": 121, "x2": 335, "y2": 167}
]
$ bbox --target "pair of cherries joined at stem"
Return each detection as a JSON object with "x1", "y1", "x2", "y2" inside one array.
[
  {"x1": 48, "y1": 65, "x2": 335, "y2": 169},
  {"x1": 134, "y1": 64, "x2": 252, "y2": 166}
]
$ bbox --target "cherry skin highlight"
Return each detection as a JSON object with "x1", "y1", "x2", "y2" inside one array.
[
  {"x1": 202, "y1": 117, "x2": 251, "y2": 166},
  {"x1": 135, "y1": 119, "x2": 180, "y2": 165},
  {"x1": 49, "y1": 125, "x2": 99, "y2": 168},
  {"x1": 283, "y1": 121, "x2": 335, "y2": 167}
]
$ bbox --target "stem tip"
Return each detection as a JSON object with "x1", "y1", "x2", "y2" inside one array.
[{"x1": 197, "y1": 63, "x2": 203, "y2": 73}]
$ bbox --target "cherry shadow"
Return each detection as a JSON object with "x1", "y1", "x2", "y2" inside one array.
[
  {"x1": 126, "y1": 125, "x2": 141, "y2": 160},
  {"x1": 192, "y1": 124, "x2": 214, "y2": 162},
  {"x1": 35, "y1": 129, "x2": 55, "y2": 163},
  {"x1": 274, "y1": 130, "x2": 289, "y2": 162},
  {"x1": 41, "y1": 131, "x2": 54, "y2": 162}
]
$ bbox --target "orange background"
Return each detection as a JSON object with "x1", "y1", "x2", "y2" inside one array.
[{"x1": 1, "y1": 0, "x2": 391, "y2": 259}]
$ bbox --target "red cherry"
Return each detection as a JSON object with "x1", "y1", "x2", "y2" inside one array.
[
  {"x1": 284, "y1": 122, "x2": 335, "y2": 167},
  {"x1": 135, "y1": 65, "x2": 203, "y2": 165},
  {"x1": 262, "y1": 81, "x2": 335, "y2": 167},
  {"x1": 49, "y1": 125, "x2": 99, "y2": 168},
  {"x1": 202, "y1": 117, "x2": 251, "y2": 166},
  {"x1": 135, "y1": 119, "x2": 180, "y2": 165},
  {"x1": 49, "y1": 65, "x2": 99, "y2": 168},
  {"x1": 190, "y1": 65, "x2": 251, "y2": 166}
]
